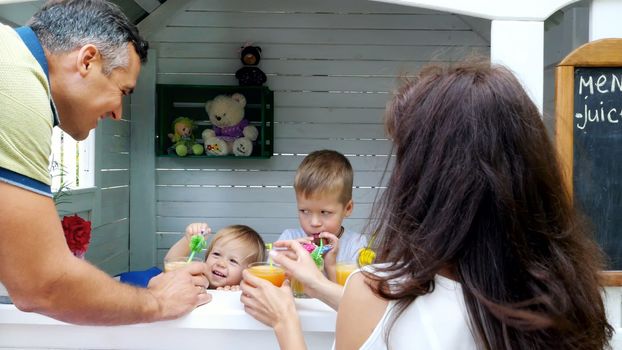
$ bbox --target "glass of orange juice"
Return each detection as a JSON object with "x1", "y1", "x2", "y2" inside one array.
[
  {"x1": 290, "y1": 278, "x2": 307, "y2": 298},
  {"x1": 336, "y1": 261, "x2": 358, "y2": 286},
  {"x1": 247, "y1": 262, "x2": 286, "y2": 287},
  {"x1": 291, "y1": 259, "x2": 323, "y2": 298},
  {"x1": 164, "y1": 256, "x2": 202, "y2": 272}
]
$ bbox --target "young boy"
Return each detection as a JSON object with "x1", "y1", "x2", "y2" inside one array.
[
  {"x1": 166, "y1": 223, "x2": 265, "y2": 290},
  {"x1": 278, "y1": 150, "x2": 367, "y2": 281}
]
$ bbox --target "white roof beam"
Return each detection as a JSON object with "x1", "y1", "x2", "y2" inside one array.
[
  {"x1": 456, "y1": 15, "x2": 490, "y2": 44},
  {"x1": 371, "y1": 0, "x2": 581, "y2": 21},
  {"x1": 138, "y1": 0, "x2": 191, "y2": 38}
]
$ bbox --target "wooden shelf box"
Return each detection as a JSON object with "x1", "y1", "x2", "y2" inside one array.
[{"x1": 156, "y1": 84, "x2": 274, "y2": 158}]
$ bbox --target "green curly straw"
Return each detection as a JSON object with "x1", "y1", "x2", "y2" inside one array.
[
  {"x1": 187, "y1": 234, "x2": 206, "y2": 263},
  {"x1": 310, "y1": 238, "x2": 324, "y2": 268}
]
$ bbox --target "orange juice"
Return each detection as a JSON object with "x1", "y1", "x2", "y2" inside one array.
[
  {"x1": 292, "y1": 260, "x2": 323, "y2": 298},
  {"x1": 336, "y1": 263, "x2": 358, "y2": 286},
  {"x1": 291, "y1": 277, "x2": 307, "y2": 298},
  {"x1": 248, "y1": 264, "x2": 286, "y2": 287}
]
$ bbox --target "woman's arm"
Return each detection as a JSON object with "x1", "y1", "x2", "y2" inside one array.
[
  {"x1": 334, "y1": 272, "x2": 388, "y2": 350},
  {"x1": 271, "y1": 240, "x2": 343, "y2": 310},
  {"x1": 304, "y1": 273, "x2": 343, "y2": 311}
]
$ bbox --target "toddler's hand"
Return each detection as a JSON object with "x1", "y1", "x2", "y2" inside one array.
[
  {"x1": 185, "y1": 222, "x2": 211, "y2": 241},
  {"x1": 217, "y1": 285, "x2": 240, "y2": 291}
]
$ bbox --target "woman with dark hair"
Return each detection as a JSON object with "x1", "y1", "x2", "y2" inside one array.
[{"x1": 240, "y1": 61, "x2": 613, "y2": 349}]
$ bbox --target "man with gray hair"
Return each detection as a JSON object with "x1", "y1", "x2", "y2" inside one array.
[{"x1": 0, "y1": 0, "x2": 211, "y2": 325}]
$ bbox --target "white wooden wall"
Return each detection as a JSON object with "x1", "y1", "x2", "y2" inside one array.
[
  {"x1": 138, "y1": 0, "x2": 490, "y2": 265},
  {"x1": 48, "y1": 102, "x2": 131, "y2": 276},
  {"x1": 87, "y1": 99, "x2": 132, "y2": 275}
]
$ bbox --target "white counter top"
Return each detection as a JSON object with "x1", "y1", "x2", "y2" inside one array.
[
  {"x1": 4, "y1": 286, "x2": 622, "y2": 349},
  {"x1": 0, "y1": 290, "x2": 336, "y2": 349}
]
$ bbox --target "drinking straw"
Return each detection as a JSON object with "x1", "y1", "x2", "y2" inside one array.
[
  {"x1": 310, "y1": 238, "x2": 324, "y2": 267},
  {"x1": 187, "y1": 234, "x2": 206, "y2": 263},
  {"x1": 265, "y1": 243, "x2": 273, "y2": 268}
]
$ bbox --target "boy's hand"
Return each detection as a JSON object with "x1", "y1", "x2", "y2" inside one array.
[
  {"x1": 319, "y1": 232, "x2": 340, "y2": 282},
  {"x1": 185, "y1": 222, "x2": 211, "y2": 241}
]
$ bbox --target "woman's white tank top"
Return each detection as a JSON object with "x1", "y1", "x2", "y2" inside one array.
[{"x1": 334, "y1": 269, "x2": 478, "y2": 350}]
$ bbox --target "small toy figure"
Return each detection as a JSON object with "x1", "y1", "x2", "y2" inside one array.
[
  {"x1": 202, "y1": 93, "x2": 258, "y2": 156},
  {"x1": 168, "y1": 117, "x2": 204, "y2": 157},
  {"x1": 235, "y1": 44, "x2": 267, "y2": 86}
]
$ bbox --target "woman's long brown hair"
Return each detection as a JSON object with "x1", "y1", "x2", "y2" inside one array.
[{"x1": 367, "y1": 61, "x2": 613, "y2": 349}]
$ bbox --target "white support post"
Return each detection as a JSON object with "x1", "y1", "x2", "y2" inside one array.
[
  {"x1": 491, "y1": 20, "x2": 544, "y2": 113},
  {"x1": 590, "y1": 2, "x2": 622, "y2": 346},
  {"x1": 129, "y1": 49, "x2": 157, "y2": 270},
  {"x1": 589, "y1": 0, "x2": 622, "y2": 40}
]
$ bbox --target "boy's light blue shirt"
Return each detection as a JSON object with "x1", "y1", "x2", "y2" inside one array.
[{"x1": 278, "y1": 227, "x2": 367, "y2": 263}]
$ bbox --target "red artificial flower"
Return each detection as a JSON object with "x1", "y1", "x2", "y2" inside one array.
[{"x1": 61, "y1": 214, "x2": 92, "y2": 256}]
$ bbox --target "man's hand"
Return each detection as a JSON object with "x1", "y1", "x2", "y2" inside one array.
[{"x1": 147, "y1": 261, "x2": 211, "y2": 320}]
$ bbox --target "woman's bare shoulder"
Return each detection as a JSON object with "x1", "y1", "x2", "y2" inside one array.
[{"x1": 334, "y1": 271, "x2": 389, "y2": 350}]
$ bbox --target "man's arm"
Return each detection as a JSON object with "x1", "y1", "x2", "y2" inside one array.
[{"x1": 0, "y1": 181, "x2": 211, "y2": 325}]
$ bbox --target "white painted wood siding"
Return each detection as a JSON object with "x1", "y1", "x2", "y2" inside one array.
[
  {"x1": 89, "y1": 98, "x2": 132, "y2": 275},
  {"x1": 140, "y1": 0, "x2": 490, "y2": 264}
]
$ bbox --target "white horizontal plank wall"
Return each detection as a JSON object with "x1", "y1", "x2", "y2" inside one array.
[
  {"x1": 145, "y1": 0, "x2": 490, "y2": 264},
  {"x1": 89, "y1": 98, "x2": 132, "y2": 276}
]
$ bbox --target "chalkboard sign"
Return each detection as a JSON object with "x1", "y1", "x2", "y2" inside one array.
[
  {"x1": 572, "y1": 67, "x2": 622, "y2": 269},
  {"x1": 555, "y1": 39, "x2": 622, "y2": 276}
]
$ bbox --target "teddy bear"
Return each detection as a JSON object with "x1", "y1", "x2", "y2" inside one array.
[
  {"x1": 202, "y1": 93, "x2": 258, "y2": 156},
  {"x1": 167, "y1": 117, "x2": 204, "y2": 157},
  {"x1": 235, "y1": 44, "x2": 267, "y2": 86}
]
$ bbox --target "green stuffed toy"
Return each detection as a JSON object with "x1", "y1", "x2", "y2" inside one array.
[{"x1": 167, "y1": 117, "x2": 204, "y2": 157}]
